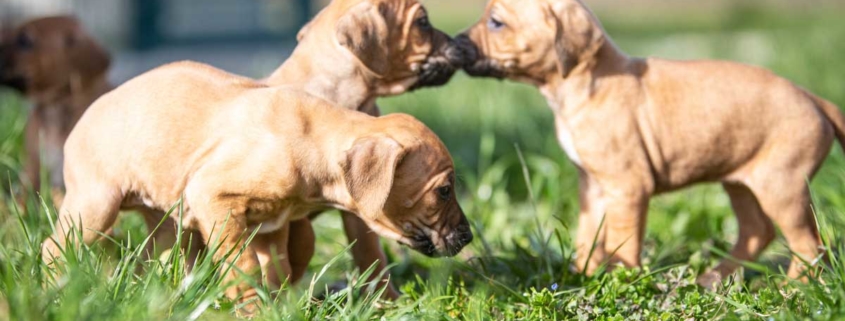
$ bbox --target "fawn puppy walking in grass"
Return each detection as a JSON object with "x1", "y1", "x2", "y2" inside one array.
[
  {"x1": 41, "y1": 61, "x2": 472, "y2": 313},
  {"x1": 457, "y1": 0, "x2": 841, "y2": 287}
]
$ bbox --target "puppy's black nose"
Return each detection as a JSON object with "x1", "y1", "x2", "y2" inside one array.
[
  {"x1": 458, "y1": 228, "x2": 473, "y2": 245},
  {"x1": 444, "y1": 223, "x2": 473, "y2": 254},
  {"x1": 451, "y1": 34, "x2": 479, "y2": 67}
]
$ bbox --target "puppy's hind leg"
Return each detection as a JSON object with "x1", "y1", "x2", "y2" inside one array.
[
  {"x1": 287, "y1": 218, "x2": 315, "y2": 284},
  {"x1": 16, "y1": 110, "x2": 43, "y2": 212},
  {"x1": 342, "y1": 211, "x2": 399, "y2": 299},
  {"x1": 697, "y1": 182, "x2": 775, "y2": 289},
  {"x1": 41, "y1": 184, "x2": 123, "y2": 264},
  {"x1": 742, "y1": 124, "x2": 829, "y2": 280},
  {"x1": 253, "y1": 223, "x2": 292, "y2": 290},
  {"x1": 749, "y1": 179, "x2": 822, "y2": 280},
  {"x1": 23, "y1": 109, "x2": 42, "y2": 194}
]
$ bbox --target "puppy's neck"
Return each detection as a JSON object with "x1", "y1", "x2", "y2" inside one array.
[
  {"x1": 288, "y1": 109, "x2": 373, "y2": 214},
  {"x1": 264, "y1": 42, "x2": 378, "y2": 112},
  {"x1": 541, "y1": 41, "x2": 639, "y2": 115}
]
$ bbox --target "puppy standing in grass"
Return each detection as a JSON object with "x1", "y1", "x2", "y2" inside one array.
[
  {"x1": 40, "y1": 61, "x2": 472, "y2": 310},
  {"x1": 458, "y1": 0, "x2": 842, "y2": 286},
  {"x1": 0, "y1": 16, "x2": 111, "y2": 205},
  {"x1": 264, "y1": 0, "x2": 473, "y2": 296}
]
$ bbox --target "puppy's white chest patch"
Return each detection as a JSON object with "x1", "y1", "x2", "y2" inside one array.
[
  {"x1": 251, "y1": 209, "x2": 291, "y2": 234},
  {"x1": 542, "y1": 88, "x2": 583, "y2": 167},
  {"x1": 555, "y1": 117, "x2": 582, "y2": 167}
]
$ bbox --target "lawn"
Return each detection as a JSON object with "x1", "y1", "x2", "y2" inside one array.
[{"x1": 2, "y1": 1, "x2": 845, "y2": 320}]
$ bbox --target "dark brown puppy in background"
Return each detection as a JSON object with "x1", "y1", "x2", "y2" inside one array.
[
  {"x1": 458, "y1": 0, "x2": 841, "y2": 287},
  {"x1": 0, "y1": 16, "x2": 191, "y2": 268},
  {"x1": 264, "y1": 0, "x2": 473, "y2": 297},
  {"x1": 0, "y1": 16, "x2": 111, "y2": 206}
]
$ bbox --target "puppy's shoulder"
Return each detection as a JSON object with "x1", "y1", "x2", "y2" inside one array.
[{"x1": 260, "y1": 86, "x2": 340, "y2": 110}]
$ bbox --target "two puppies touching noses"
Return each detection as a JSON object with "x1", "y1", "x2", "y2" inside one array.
[{"x1": 8, "y1": 0, "x2": 839, "y2": 311}]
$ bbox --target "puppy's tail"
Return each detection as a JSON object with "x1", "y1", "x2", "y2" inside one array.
[{"x1": 808, "y1": 90, "x2": 845, "y2": 149}]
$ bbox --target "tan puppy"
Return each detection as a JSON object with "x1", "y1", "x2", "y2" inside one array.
[
  {"x1": 458, "y1": 0, "x2": 842, "y2": 286},
  {"x1": 0, "y1": 16, "x2": 111, "y2": 205},
  {"x1": 265, "y1": 0, "x2": 473, "y2": 296},
  {"x1": 41, "y1": 61, "x2": 472, "y2": 308}
]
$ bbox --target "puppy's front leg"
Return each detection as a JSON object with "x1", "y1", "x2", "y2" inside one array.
[
  {"x1": 601, "y1": 191, "x2": 649, "y2": 269},
  {"x1": 574, "y1": 171, "x2": 607, "y2": 275},
  {"x1": 23, "y1": 108, "x2": 42, "y2": 195},
  {"x1": 342, "y1": 211, "x2": 399, "y2": 299},
  {"x1": 139, "y1": 210, "x2": 205, "y2": 271},
  {"x1": 194, "y1": 203, "x2": 261, "y2": 312}
]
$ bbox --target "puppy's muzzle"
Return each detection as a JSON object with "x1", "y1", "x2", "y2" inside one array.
[
  {"x1": 454, "y1": 33, "x2": 506, "y2": 79},
  {"x1": 443, "y1": 219, "x2": 473, "y2": 256},
  {"x1": 410, "y1": 34, "x2": 477, "y2": 90},
  {"x1": 408, "y1": 216, "x2": 473, "y2": 258},
  {"x1": 0, "y1": 48, "x2": 25, "y2": 92}
]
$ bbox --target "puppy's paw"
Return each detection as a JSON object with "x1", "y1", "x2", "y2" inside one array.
[
  {"x1": 695, "y1": 271, "x2": 723, "y2": 291},
  {"x1": 316, "y1": 279, "x2": 399, "y2": 303},
  {"x1": 235, "y1": 288, "x2": 261, "y2": 318},
  {"x1": 572, "y1": 254, "x2": 606, "y2": 276}
]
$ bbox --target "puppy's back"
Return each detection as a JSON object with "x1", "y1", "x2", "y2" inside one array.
[{"x1": 64, "y1": 61, "x2": 322, "y2": 193}]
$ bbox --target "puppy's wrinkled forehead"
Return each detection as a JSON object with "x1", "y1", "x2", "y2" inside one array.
[
  {"x1": 486, "y1": 0, "x2": 553, "y2": 23},
  {"x1": 387, "y1": 114, "x2": 453, "y2": 171},
  {"x1": 394, "y1": 137, "x2": 453, "y2": 200},
  {"x1": 320, "y1": 0, "x2": 424, "y2": 24}
]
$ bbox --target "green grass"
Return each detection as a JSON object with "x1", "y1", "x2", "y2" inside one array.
[{"x1": 3, "y1": 4, "x2": 845, "y2": 320}]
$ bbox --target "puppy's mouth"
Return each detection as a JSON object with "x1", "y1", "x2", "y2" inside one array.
[
  {"x1": 0, "y1": 57, "x2": 26, "y2": 92},
  {"x1": 0, "y1": 75, "x2": 27, "y2": 93},
  {"x1": 403, "y1": 234, "x2": 440, "y2": 257},
  {"x1": 401, "y1": 224, "x2": 473, "y2": 257},
  {"x1": 409, "y1": 56, "x2": 458, "y2": 91},
  {"x1": 463, "y1": 59, "x2": 508, "y2": 79},
  {"x1": 453, "y1": 35, "x2": 507, "y2": 79},
  {"x1": 409, "y1": 39, "x2": 476, "y2": 91}
]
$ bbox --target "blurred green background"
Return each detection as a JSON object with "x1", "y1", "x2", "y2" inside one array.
[{"x1": 2, "y1": 0, "x2": 845, "y2": 319}]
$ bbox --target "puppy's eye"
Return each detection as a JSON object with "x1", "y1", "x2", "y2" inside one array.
[
  {"x1": 487, "y1": 16, "x2": 505, "y2": 30},
  {"x1": 436, "y1": 185, "x2": 451, "y2": 201},
  {"x1": 16, "y1": 33, "x2": 33, "y2": 50},
  {"x1": 416, "y1": 16, "x2": 431, "y2": 30}
]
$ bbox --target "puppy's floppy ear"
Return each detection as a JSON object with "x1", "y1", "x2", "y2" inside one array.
[
  {"x1": 342, "y1": 135, "x2": 406, "y2": 220},
  {"x1": 66, "y1": 27, "x2": 110, "y2": 78},
  {"x1": 335, "y1": 2, "x2": 390, "y2": 75},
  {"x1": 547, "y1": 0, "x2": 605, "y2": 77}
]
